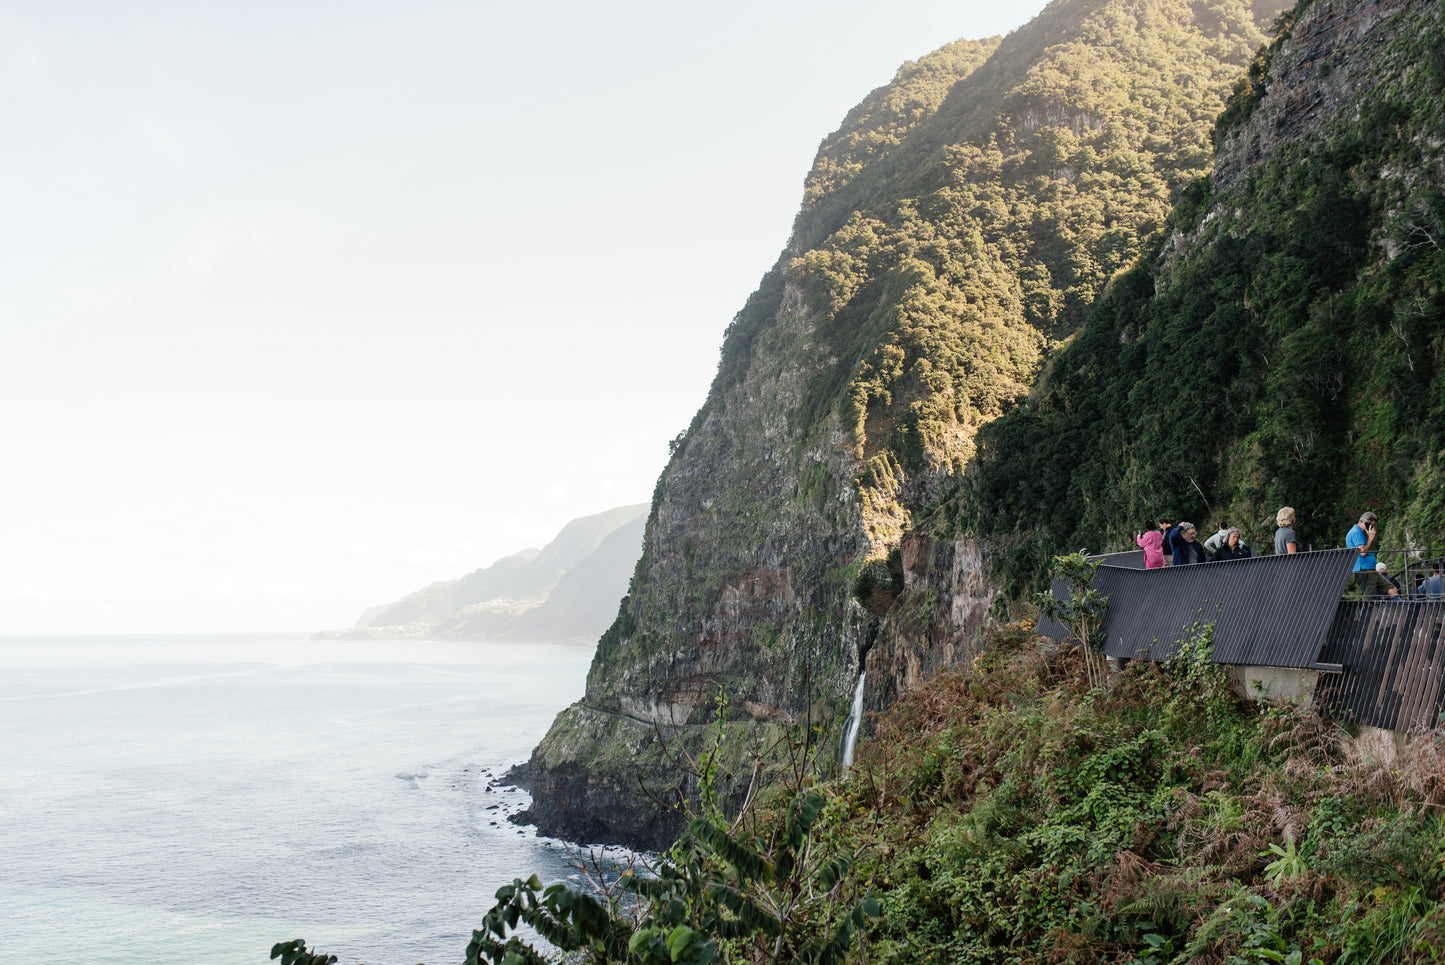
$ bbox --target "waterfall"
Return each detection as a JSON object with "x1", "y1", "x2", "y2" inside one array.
[{"x1": 840, "y1": 671, "x2": 867, "y2": 769}]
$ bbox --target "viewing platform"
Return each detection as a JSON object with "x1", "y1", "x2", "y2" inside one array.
[{"x1": 1038, "y1": 547, "x2": 1445, "y2": 737}]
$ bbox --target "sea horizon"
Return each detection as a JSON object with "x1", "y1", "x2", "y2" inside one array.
[{"x1": 0, "y1": 631, "x2": 602, "y2": 964}]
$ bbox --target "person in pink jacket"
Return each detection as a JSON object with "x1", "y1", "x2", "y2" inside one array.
[{"x1": 1136, "y1": 518, "x2": 1166, "y2": 568}]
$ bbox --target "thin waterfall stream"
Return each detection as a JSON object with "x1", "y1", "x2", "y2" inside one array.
[{"x1": 841, "y1": 671, "x2": 866, "y2": 768}]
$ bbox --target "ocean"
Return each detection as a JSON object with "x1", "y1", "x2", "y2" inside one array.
[{"x1": 0, "y1": 634, "x2": 603, "y2": 964}]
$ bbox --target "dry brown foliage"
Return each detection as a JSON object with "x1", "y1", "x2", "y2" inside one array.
[
  {"x1": 1261, "y1": 701, "x2": 1342, "y2": 772},
  {"x1": 1240, "y1": 773, "x2": 1308, "y2": 843},
  {"x1": 1042, "y1": 927, "x2": 1114, "y2": 964},
  {"x1": 1092, "y1": 849, "x2": 1164, "y2": 913},
  {"x1": 1396, "y1": 729, "x2": 1445, "y2": 811}
]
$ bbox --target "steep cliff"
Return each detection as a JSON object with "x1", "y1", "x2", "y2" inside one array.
[
  {"x1": 523, "y1": 0, "x2": 1293, "y2": 851},
  {"x1": 967, "y1": 0, "x2": 1445, "y2": 589}
]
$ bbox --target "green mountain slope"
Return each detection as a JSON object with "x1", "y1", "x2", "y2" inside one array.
[
  {"x1": 966, "y1": 0, "x2": 1445, "y2": 591},
  {"x1": 525, "y1": 0, "x2": 1290, "y2": 850}
]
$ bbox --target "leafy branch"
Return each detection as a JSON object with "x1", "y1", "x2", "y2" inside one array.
[{"x1": 1035, "y1": 550, "x2": 1110, "y2": 690}]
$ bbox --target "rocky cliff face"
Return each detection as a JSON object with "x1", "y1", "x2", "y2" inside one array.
[
  {"x1": 521, "y1": 0, "x2": 1293, "y2": 851},
  {"x1": 1213, "y1": 0, "x2": 1426, "y2": 189},
  {"x1": 520, "y1": 280, "x2": 873, "y2": 848},
  {"x1": 863, "y1": 533, "x2": 998, "y2": 715}
]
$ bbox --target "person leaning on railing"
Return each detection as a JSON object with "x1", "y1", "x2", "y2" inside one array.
[{"x1": 1415, "y1": 572, "x2": 1445, "y2": 599}]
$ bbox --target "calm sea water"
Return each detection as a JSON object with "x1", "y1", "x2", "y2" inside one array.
[{"x1": 0, "y1": 634, "x2": 602, "y2": 964}]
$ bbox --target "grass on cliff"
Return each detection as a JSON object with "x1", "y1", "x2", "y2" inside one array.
[{"x1": 839, "y1": 620, "x2": 1445, "y2": 964}]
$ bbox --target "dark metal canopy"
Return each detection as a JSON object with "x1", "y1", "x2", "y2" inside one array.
[
  {"x1": 1040, "y1": 548, "x2": 1359, "y2": 668},
  {"x1": 1034, "y1": 547, "x2": 1445, "y2": 732}
]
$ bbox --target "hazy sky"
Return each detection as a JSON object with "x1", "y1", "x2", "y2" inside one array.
[{"x1": 2, "y1": 0, "x2": 1049, "y2": 634}]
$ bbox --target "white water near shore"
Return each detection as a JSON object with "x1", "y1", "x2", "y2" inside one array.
[{"x1": 0, "y1": 634, "x2": 600, "y2": 964}]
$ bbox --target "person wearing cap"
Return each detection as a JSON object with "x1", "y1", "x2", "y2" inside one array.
[
  {"x1": 1347, "y1": 512, "x2": 1391, "y2": 597},
  {"x1": 1374, "y1": 562, "x2": 1402, "y2": 598}
]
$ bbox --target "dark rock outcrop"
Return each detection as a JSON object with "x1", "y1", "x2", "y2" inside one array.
[{"x1": 1214, "y1": 0, "x2": 1423, "y2": 188}]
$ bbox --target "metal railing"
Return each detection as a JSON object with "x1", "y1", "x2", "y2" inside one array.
[
  {"x1": 1317, "y1": 598, "x2": 1445, "y2": 731},
  {"x1": 1360, "y1": 550, "x2": 1445, "y2": 600}
]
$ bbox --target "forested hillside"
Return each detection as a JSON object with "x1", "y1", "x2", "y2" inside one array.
[
  {"x1": 526, "y1": 0, "x2": 1292, "y2": 850},
  {"x1": 964, "y1": 0, "x2": 1445, "y2": 593},
  {"x1": 718, "y1": 0, "x2": 1288, "y2": 553}
]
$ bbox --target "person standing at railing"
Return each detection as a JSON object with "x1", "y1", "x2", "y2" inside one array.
[
  {"x1": 1274, "y1": 507, "x2": 1299, "y2": 555},
  {"x1": 1214, "y1": 528, "x2": 1252, "y2": 562},
  {"x1": 1415, "y1": 572, "x2": 1445, "y2": 599},
  {"x1": 1136, "y1": 519, "x2": 1165, "y2": 569},
  {"x1": 1347, "y1": 511, "x2": 1393, "y2": 598},
  {"x1": 1172, "y1": 523, "x2": 1208, "y2": 565}
]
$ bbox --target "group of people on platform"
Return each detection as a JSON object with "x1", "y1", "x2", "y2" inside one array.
[
  {"x1": 1134, "y1": 519, "x2": 1253, "y2": 568},
  {"x1": 1133, "y1": 505, "x2": 1443, "y2": 602}
]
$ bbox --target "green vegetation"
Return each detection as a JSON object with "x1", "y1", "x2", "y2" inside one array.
[
  {"x1": 780, "y1": 0, "x2": 1282, "y2": 552},
  {"x1": 1033, "y1": 550, "x2": 1109, "y2": 689},
  {"x1": 848, "y1": 621, "x2": 1445, "y2": 963},
  {"x1": 467, "y1": 789, "x2": 876, "y2": 965},
  {"x1": 965, "y1": 0, "x2": 1445, "y2": 594}
]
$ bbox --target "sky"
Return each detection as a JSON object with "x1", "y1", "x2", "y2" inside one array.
[{"x1": 1, "y1": 0, "x2": 1050, "y2": 634}]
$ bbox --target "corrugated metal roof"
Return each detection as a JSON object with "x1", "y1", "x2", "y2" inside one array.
[
  {"x1": 1032, "y1": 544, "x2": 1445, "y2": 732},
  {"x1": 1033, "y1": 550, "x2": 1144, "y2": 639},
  {"x1": 1316, "y1": 600, "x2": 1445, "y2": 732},
  {"x1": 1095, "y1": 549, "x2": 1147, "y2": 569},
  {"x1": 1038, "y1": 549, "x2": 1359, "y2": 668}
]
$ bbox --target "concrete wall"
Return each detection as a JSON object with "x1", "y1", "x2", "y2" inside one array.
[{"x1": 1229, "y1": 665, "x2": 1321, "y2": 703}]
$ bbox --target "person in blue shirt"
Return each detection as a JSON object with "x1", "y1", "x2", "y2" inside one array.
[
  {"x1": 1346, "y1": 511, "x2": 1391, "y2": 597},
  {"x1": 1415, "y1": 573, "x2": 1445, "y2": 599}
]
